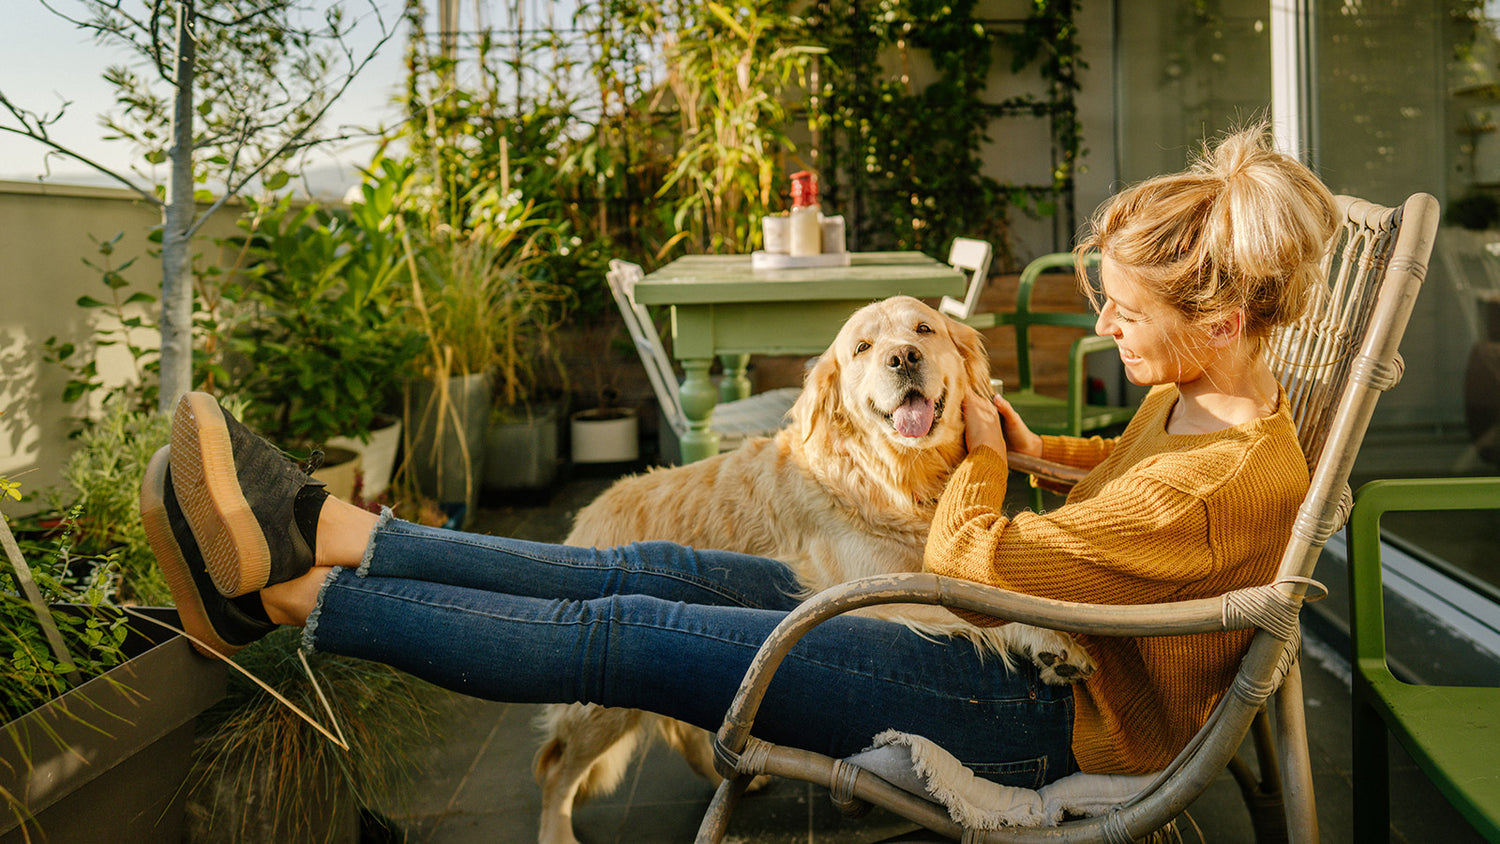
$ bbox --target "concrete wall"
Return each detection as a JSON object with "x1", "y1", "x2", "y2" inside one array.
[{"x1": 0, "y1": 181, "x2": 242, "y2": 496}]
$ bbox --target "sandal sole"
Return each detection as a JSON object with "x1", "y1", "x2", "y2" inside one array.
[
  {"x1": 171, "y1": 392, "x2": 271, "y2": 597},
  {"x1": 140, "y1": 446, "x2": 243, "y2": 658}
]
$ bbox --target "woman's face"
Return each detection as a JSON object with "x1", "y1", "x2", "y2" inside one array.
[{"x1": 1093, "y1": 256, "x2": 1207, "y2": 387}]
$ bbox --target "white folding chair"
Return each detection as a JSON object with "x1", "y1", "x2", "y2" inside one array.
[
  {"x1": 607, "y1": 260, "x2": 798, "y2": 457},
  {"x1": 937, "y1": 237, "x2": 995, "y2": 320}
]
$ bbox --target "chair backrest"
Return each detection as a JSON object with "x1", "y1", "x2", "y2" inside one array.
[
  {"x1": 937, "y1": 237, "x2": 993, "y2": 319},
  {"x1": 1007, "y1": 251, "x2": 1101, "y2": 392},
  {"x1": 606, "y1": 259, "x2": 688, "y2": 435},
  {"x1": 1267, "y1": 193, "x2": 1439, "y2": 590}
]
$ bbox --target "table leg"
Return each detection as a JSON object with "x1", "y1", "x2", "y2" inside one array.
[
  {"x1": 719, "y1": 354, "x2": 752, "y2": 402},
  {"x1": 678, "y1": 358, "x2": 721, "y2": 463}
]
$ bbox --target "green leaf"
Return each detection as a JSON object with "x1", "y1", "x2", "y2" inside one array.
[{"x1": 76, "y1": 295, "x2": 107, "y2": 308}]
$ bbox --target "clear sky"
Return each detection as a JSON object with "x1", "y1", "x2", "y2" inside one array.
[{"x1": 0, "y1": 1, "x2": 411, "y2": 195}]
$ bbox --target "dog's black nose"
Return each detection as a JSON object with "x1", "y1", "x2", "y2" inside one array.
[{"x1": 887, "y1": 345, "x2": 923, "y2": 372}]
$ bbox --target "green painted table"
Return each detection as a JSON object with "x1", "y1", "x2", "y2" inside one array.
[{"x1": 634, "y1": 252, "x2": 967, "y2": 462}]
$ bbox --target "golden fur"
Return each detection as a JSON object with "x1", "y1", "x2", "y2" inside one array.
[{"x1": 533, "y1": 296, "x2": 1093, "y2": 844}]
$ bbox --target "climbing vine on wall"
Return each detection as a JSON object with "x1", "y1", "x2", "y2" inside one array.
[{"x1": 805, "y1": 0, "x2": 1084, "y2": 268}]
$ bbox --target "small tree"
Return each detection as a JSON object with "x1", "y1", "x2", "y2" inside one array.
[{"x1": 0, "y1": 0, "x2": 396, "y2": 412}]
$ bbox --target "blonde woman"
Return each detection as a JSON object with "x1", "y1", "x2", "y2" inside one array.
[
  {"x1": 143, "y1": 124, "x2": 1336, "y2": 788},
  {"x1": 929, "y1": 123, "x2": 1338, "y2": 775}
]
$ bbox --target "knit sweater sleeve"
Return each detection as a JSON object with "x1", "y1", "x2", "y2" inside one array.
[
  {"x1": 923, "y1": 446, "x2": 1216, "y2": 613},
  {"x1": 1038, "y1": 433, "x2": 1117, "y2": 471}
]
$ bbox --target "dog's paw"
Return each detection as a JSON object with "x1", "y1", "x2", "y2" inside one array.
[
  {"x1": 1033, "y1": 643, "x2": 1096, "y2": 685},
  {"x1": 1003, "y1": 625, "x2": 1096, "y2": 686}
]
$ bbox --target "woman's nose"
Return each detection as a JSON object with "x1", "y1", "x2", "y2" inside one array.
[{"x1": 1095, "y1": 307, "x2": 1117, "y2": 338}]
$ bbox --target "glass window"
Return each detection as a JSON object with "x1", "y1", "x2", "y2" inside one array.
[
  {"x1": 1315, "y1": 0, "x2": 1500, "y2": 585},
  {"x1": 1116, "y1": 0, "x2": 1272, "y2": 182},
  {"x1": 1117, "y1": 0, "x2": 1500, "y2": 592}
]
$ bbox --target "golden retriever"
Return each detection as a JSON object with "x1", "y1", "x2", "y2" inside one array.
[{"x1": 533, "y1": 295, "x2": 1093, "y2": 844}]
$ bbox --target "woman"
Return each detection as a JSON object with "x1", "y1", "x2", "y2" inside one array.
[{"x1": 143, "y1": 124, "x2": 1336, "y2": 787}]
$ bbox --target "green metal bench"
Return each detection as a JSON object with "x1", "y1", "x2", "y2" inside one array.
[{"x1": 1349, "y1": 477, "x2": 1500, "y2": 842}]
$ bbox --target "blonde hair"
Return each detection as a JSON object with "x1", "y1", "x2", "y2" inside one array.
[{"x1": 1078, "y1": 124, "x2": 1339, "y2": 343}]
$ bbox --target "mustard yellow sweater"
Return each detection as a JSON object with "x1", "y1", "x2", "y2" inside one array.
[{"x1": 924, "y1": 384, "x2": 1308, "y2": 775}]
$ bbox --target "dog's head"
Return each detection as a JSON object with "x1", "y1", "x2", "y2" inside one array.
[{"x1": 790, "y1": 296, "x2": 990, "y2": 507}]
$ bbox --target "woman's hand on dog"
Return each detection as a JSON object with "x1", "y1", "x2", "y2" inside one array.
[{"x1": 963, "y1": 392, "x2": 1043, "y2": 459}]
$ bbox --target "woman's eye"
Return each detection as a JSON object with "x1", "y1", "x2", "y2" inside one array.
[
  {"x1": 854, "y1": 341, "x2": 871, "y2": 355},
  {"x1": 915, "y1": 323, "x2": 933, "y2": 334}
]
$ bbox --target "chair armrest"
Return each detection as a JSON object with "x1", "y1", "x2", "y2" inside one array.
[
  {"x1": 714, "y1": 571, "x2": 1300, "y2": 761},
  {"x1": 1007, "y1": 452, "x2": 1089, "y2": 487}
]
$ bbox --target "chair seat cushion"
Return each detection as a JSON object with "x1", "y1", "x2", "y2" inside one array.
[
  {"x1": 711, "y1": 387, "x2": 800, "y2": 439},
  {"x1": 1004, "y1": 390, "x2": 1136, "y2": 437},
  {"x1": 846, "y1": 730, "x2": 1156, "y2": 829}
]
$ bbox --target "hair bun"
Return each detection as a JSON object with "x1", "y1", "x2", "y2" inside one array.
[{"x1": 1080, "y1": 122, "x2": 1340, "y2": 340}]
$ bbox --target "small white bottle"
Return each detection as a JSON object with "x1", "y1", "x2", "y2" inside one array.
[{"x1": 788, "y1": 171, "x2": 822, "y2": 257}]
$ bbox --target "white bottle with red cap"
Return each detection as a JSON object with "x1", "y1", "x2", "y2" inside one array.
[{"x1": 788, "y1": 171, "x2": 822, "y2": 257}]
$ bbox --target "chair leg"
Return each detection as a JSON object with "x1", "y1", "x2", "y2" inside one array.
[
  {"x1": 1228, "y1": 711, "x2": 1289, "y2": 844},
  {"x1": 1351, "y1": 685, "x2": 1392, "y2": 843},
  {"x1": 1272, "y1": 663, "x2": 1318, "y2": 844},
  {"x1": 694, "y1": 774, "x2": 752, "y2": 844}
]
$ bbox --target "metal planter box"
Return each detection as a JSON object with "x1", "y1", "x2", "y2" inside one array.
[{"x1": 1, "y1": 607, "x2": 227, "y2": 844}]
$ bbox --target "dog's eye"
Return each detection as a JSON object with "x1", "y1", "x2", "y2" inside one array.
[
  {"x1": 854, "y1": 341, "x2": 871, "y2": 355},
  {"x1": 915, "y1": 323, "x2": 933, "y2": 334}
]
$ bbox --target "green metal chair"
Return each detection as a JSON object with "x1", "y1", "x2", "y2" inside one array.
[
  {"x1": 1348, "y1": 477, "x2": 1500, "y2": 842},
  {"x1": 964, "y1": 251, "x2": 1139, "y2": 508}
]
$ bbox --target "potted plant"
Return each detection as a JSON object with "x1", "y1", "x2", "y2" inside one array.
[
  {"x1": 228, "y1": 181, "x2": 425, "y2": 501},
  {"x1": 2, "y1": 465, "x2": 226, "y2": 844},
  {"x1": 399, "y1": 193, "x2": 572, "y2": 518}
]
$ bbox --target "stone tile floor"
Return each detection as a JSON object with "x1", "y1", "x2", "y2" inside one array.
[{"x1": 364, "y1": 462, "x2": 1492, "y2": 844}]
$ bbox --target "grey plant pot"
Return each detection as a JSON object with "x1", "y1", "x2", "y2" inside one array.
[
  {"x1": 0, "y1": 607, "x2": 227, "y2": 844},
  {"x1": 483, "y1": 401, "x2": 561, "y2": 492},
  {"x1": 408, "y1": 371, "x2": 493, "y2": 524}
]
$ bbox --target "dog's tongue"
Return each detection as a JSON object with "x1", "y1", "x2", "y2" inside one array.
[{"x1": 892, "y1": 395, "x2": 935, "y2": 438}]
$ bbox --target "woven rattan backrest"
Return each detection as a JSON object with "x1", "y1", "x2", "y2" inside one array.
[
  {"x1": 1267, "y1": 194, "x2": 1439, "y2": 586},
  {"x1": 1272, "y1": 197, "x2": 1390, "y2": 467}
]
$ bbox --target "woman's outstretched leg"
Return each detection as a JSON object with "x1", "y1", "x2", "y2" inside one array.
[
  {"x1": 304, "y1": 569, "x2": 1075, "y2": 786},
  {"x1": 147, "y1": 392, "x2": 807, "y2": 652},
  {"x1": 141, "y1": 393, "x2": 1076, "y2": 787}
]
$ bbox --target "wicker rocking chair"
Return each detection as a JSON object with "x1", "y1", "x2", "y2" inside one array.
[{"x1": 693, "y1": 192, "x2": 1441, "y2": 843}]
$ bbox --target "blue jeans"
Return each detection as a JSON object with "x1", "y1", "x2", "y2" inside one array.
[{"x1": 303, "y1": 513, "x2": 1076, "y2": 788}]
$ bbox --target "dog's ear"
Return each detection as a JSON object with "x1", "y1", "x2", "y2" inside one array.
[
  {"x1": 949, "y1": 317, "x2": 992, "y2": 394},
  {"x1": 792, "y1": 349, "x2": 844, "y2": 441}
]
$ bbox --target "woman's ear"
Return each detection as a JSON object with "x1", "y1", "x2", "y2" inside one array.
[{"x1": 1206, "y1": 310, "x2": 1247, "y2": 349}]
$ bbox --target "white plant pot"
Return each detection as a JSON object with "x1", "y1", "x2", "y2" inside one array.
[
  {"x1": 327, "y1": 417, "x2": 402, "y2": 500},
  {"x1": 309, "y1": 446, "x2": 362, "y2": 503},
  {"x1": 570, "y1": 408, "x2": 639, "y2": 464}
]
